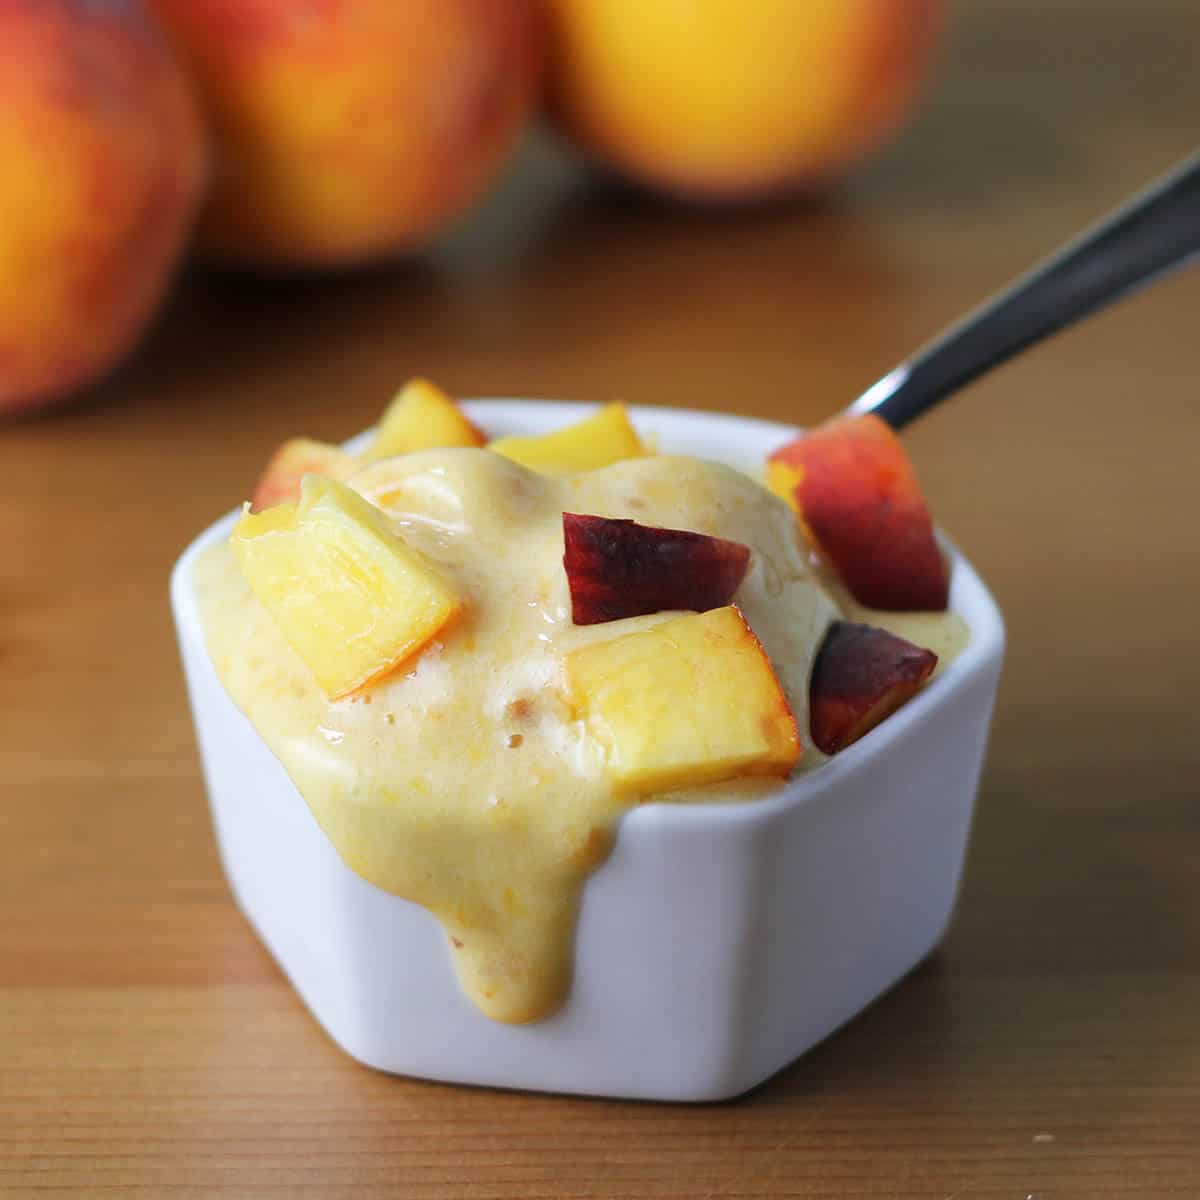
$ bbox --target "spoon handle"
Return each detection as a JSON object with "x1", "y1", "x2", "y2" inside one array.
[{"x1": 849, "y1": 149, "x2": 1200, "y2": 429}]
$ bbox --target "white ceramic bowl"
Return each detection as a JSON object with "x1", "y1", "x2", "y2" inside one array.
[{"x1": 171, "y1": 402, "x2": 1005, "y2": 1102}]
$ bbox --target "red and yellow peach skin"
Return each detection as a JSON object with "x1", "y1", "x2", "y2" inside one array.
[
  {"x1": 809, "y1": 620, "x2": 938, "y2": 754},
  {"x1": 249, "y1": 437, "x2": 356, "y2": 512},
  {"x1": 0, "y1": 0, "x2": 208, "y2": 415},
  {"x1": 148, "y1": 0, "x2": 540, "y2": 269},
  {"x1": 769, "y1": 414, "x2": 949, "y2": 612}
]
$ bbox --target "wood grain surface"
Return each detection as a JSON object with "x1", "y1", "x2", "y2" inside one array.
[{"x1": 3, "y1": 2, "x2": 1199, "y2": 1195}]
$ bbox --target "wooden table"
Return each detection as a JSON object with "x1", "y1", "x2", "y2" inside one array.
[{"x1": 4, "y1": 2, "x2": 1198, "y2": 1195}]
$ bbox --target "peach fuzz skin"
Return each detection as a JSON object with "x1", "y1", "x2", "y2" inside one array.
[
  {"x1": 148, "y1": 0, "x2": 540, "y2": 269},
  {"x1": 0, "y1": 0, "x2": 208, "y2": 416},
  {"x1": 542, "y1": 0, "x2": 942, "y2": 202},
  {"x1": 770, "y1": 414, "x2": 949, "y2": 613}
]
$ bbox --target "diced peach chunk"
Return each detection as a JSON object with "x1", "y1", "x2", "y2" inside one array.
[
  {"x1": 489, "y1": 402, "x2": 646, "y2": 475},
  {"x1": 362, "y1": 378, "x2": 486, "y2": 461},
  {"x1": 564, "y1": 605, "x2": 800, "y2": 793},
  {"x1": 768, "y1": 414, "x2": 948, "y2": 611},
  {"x1": 808, "y1": 621, "x2": 937, "y2": 754},
  {"x1": 250, "y1": 437, "x2": 356, "y2": 512},
  {"x1": 562, "y1": 513, "x2": 750, "y2": 624},
  {"x1": 231, "y1": 475, "x2": 463, "y2": 699},
  {"x1": 764, "y1": 459, "x2": 804, "y2": 513}
]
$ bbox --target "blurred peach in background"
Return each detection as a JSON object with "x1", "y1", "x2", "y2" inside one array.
[
  {"x1": 542, "y1": 0, "x2": 942, "y2": 202},
  {"x1": 147, "y1": 0, "x2": 541, "y2": 269},
  {"x1": 0, "y1": 0, "x2": 208, "y2": 416},
  {"x1": 0, "y1": 0, "x2": 942, "y2": 416}
]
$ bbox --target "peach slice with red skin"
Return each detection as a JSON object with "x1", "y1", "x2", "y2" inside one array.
[
  {"x1": 768, "y1": 414, "x2": 948, "y2": 612},
  {"x1": 562, "y1": 513, "x2": 751, "y2": 625},
  {"x1": 250, "y1": 437, "x2": 356, "y2": 512},
  {"x1": 808, "y1": 620, "x2": 937, "y2": 754}
]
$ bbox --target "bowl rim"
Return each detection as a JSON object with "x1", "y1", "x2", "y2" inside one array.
[{"x1": 171, "y1": 399, "x2": 1005, "y2": 838}]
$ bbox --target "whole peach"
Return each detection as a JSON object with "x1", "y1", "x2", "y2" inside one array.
[
  {"x1": 542, "y1": 0, "x2": 942, "y2": 202},
  {"x1": 0, "y1": 0, "x2": 208, "y2": 416},
  {"x1": 149, "y1": 0, "x2": 540, "y2": 269}
]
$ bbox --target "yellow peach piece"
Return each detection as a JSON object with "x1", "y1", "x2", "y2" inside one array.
[
  {"x1": 765, "y1": 460, "x2": 804, "y2": 513},
  {"x1": 250, "y1": 437, "x2": 357, "y2": 511},
  {"x1": 363, "y1": 379, "x2": 486, "y2": 461},
  {"x1": 564, "y1": 605, "x2": 800, "y2": 793},
  {"x1": 489, "y1": 403, "x2": 646, "y2": 475},
  {"x1": 231, "y1": 475, "x2": 462, "y2": 699}
]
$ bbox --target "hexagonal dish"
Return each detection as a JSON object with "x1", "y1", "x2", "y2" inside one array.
[{"x1": 171, "y1": 402, "x2": 1004, "y2": 1102}]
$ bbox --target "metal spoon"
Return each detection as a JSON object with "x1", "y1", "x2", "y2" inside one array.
[{"x1": 849, "y1": 149, "x2": 1200, "y2": 430}]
